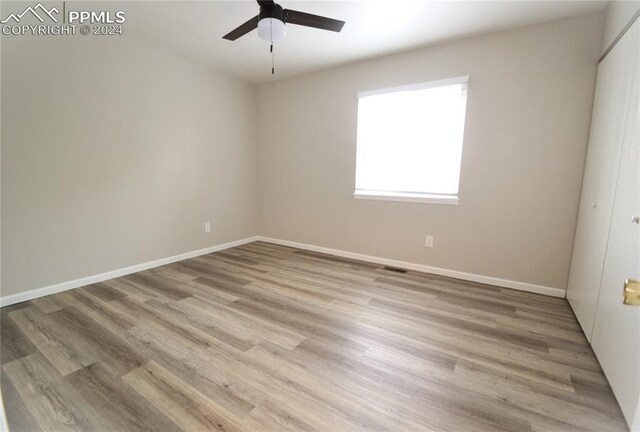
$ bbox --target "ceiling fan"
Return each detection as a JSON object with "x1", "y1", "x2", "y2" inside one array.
[{"x1": 223, "y1": 0, "x2": 346, "y2": 43}]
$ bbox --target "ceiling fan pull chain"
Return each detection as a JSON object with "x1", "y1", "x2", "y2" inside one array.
[
  {"x1": 271, "y1": 44, "x2": 275, "y2": 75},
  {"x1": 269, "y1": 16, "x2": 275, "y2": 75}
]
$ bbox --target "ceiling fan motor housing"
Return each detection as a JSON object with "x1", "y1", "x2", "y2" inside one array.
[{"x1": 259, "y1": 3, "x2": 284, "y2": 22}]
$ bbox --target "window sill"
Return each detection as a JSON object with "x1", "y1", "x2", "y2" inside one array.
[{"x1": 353, "y1": 191, "x2": 459, "y2": 205}]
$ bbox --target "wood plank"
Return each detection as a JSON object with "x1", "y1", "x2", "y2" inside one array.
[
  {"x1": 47, "y1": 306, "x2": 145, "y2": 376},
  {"x1": 125, "y1": 322, "x2": 263, "y2": 416},
  {"x1": 123, "y1": 361, "x2": 243, "y2": 432},
  {"x1": 144, "y1": 297, "x2": 255, "y2": 352},
  {"x1": 8, "y1": 307, "x2": 92, "y2": 376},
  {"x1": 66, "y1": 363, "x2": 182, "y2": 432},
  {"x1": 55, "y1": 289, "x2": 135, "y2": 338},
  {"x1": 2, "y1": 353, "x2": 105, "y2": 431},
  {"x1": 82, "y1": 282, "x2": 128, "y2": 303},
  {"x1": 110, "y1": 296, "x2": 221, "y2": 350},
  {"x1": 453, "y1": 360, "x2": 629, "y2": 431},
  {"x1": 179, "y1": 295, "x2": 306, "y2": 349},
  {"x1": 31, "y1": 295, "x2": 67, "y2": 314},
  {"x1": 122, "y1": 272, "x2": 193, "y2": 300},
  {"x1": 0, "y1": 370, "x2": 43, "y2": 432},
  {"x1": 1, "y1": 310, "x2": 37, "y2": 365}
]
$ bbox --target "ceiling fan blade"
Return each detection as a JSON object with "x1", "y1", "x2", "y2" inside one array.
[
  {"x1": 257, "y1": 0, "x2": 275, "y2": 7},
  {"x1": 222, "y1": 15, "x2": 259, "y2": 41},
  {"x1": 283, "y1": 9, "x2": 345, "y2": 32}
]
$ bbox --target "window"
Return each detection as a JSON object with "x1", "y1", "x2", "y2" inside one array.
[{"x1": 354, "y1": 76, "x2": 469, "y2": 205}]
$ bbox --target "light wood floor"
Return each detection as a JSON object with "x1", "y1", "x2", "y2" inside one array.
[{"x1": 1, "y1": 242, "x2": 628, "y2": 431}]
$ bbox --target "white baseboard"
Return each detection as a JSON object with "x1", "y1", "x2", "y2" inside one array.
[
  {"x1": 256, "y1": 236, "x2": 566, "y2": 298},
  {"x1": 0, "y1": 234, "x2": 565, "y2": 308},
  {"x1": 0, "y1": 236, "x2": 261, "y2": 307}
]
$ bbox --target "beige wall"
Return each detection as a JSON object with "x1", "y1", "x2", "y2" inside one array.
[
  {"x1": 601, "y1": 0, "x2": 640, "y2": 55},
  {"x1": 257, "y1": 13, "x2": 603, "y2": 290},
  {"x1": 1, "y1": 36, "x2": 258, "y2": 297}
]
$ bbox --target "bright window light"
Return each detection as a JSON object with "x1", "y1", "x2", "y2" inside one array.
[{"x1": 355, "y1": 76, "x2": 469, "y2": 204}]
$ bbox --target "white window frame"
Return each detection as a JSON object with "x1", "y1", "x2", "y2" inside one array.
[{"x1": 354, "y1": 75, "x2": 469, "y2": 205}]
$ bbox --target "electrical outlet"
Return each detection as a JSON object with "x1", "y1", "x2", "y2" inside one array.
[
  {"x1": 204, "y1": 222, "x2": 211, "y2": 233},
  {"x1": 425, "y1": 235, "x2": 434, "y2": 248}
]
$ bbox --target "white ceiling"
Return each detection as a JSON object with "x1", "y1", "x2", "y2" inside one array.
[{"x1": 98, "y1": 1, "x2": 607, "y2": 83}]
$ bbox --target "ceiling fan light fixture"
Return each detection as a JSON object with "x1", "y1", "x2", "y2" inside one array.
[{"x1": 258, "y1": 17, "x2": 286, "y2": 43}]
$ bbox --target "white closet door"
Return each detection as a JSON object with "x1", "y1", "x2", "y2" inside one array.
[
  {"x1": 566, "y1": 19, "x2": 635, "y2": 339},
  {"x1": 591, "y1": 19, "x2": 640, "y2": 430}
]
